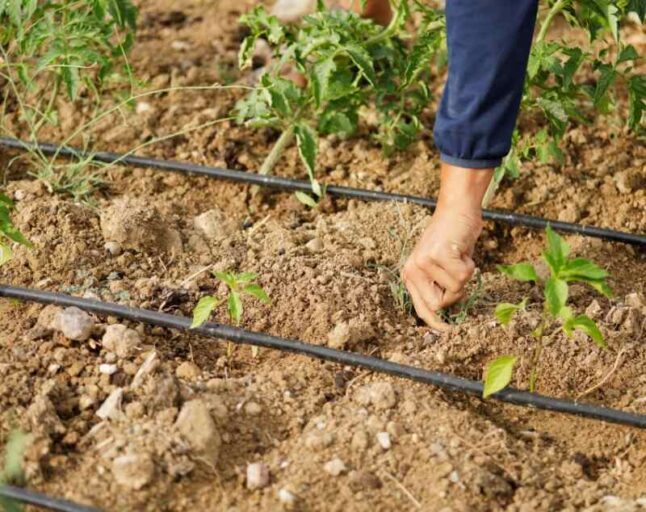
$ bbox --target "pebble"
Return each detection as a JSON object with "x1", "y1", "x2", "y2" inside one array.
[
  {"x1": 96, "y1": 388, "x2": 124, "y2": 420},
  {"x1": 99, "y1": 364, "x2": 118, "y2": 375},
  {"x1": 176, "y1": 361, "x2": 201, "y2": 381},
  {"x1": 57, "y1": 307, "x2": 95, "y2": 341},
  {"x1": 104, "y1": 241, "x2": 123, "y2": 256},
  {"x1": 625, "y1": 292, "x2": 644, "y2": 309},
  {"x1": 323, "y1": 458, "x2": 347, "y2": 476},
  {"x1": 175, "y1": 399, "x2": 221, "y2": 465},
  {"x1": 277, "y1": 488, "x2": 297, "y2": 506},
  {"x1": 376, "y1": 432, "x2": 391, "y2": 450},
  {"x1": 194, "y1": 208, "x2": 237, "y2": 239},
  {"x1": 111, "y1": 453, "x2": 155, "y2": 490},
  {"x1": 355, "y1": 382, "x2": 397, "y2": 410},
  {"x1": 244, "y1": 401, "x2": 262, "y2": 416},
  {"x1": 246, "y1": 462, "x2": 270, "y2": 490},
  {"x1": 585, "y1": 299, "x2": 603, "y2": 319},
  {"x1": 102, "y1": 324, "x2": 141, "y2": 359},
  {"x1": 305, "y1": 237, "x2": 323, "y2": 252}
]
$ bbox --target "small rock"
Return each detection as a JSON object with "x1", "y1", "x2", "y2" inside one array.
[
  {"x1": 176, "y1": 361, "x2": 201, "y2": 381},
  {"x1": 135, "y1": 102, "x2": 153, "y2": 115},
  {"x1": 96, "y1": 388, "x2": 124, "y2": 420},
  {"x1": 585, "y1": 299, "x2": 603, "y2": 319},
  {"x1": 104, "y1": 241, "x2": 123, "y2": 256},
  {"x1": 170, "y1": 40, "x2": 191, "y2": 51},
  {"x1": 194, "y1": 208, "x2": 237, "y2": 239},
  {"x1": 131, "y1": 351, "x2": 159, "y2": 388},
  {"x1": 351, "y1": 429, "x2": 369, "y2": 452},
  {"x1": 102, "y1": 324, "x2": 141, "y2": 359},
  {"x1": 606, "y1": 307, "x2": 627, "y2": 325},
  {"x1": 27, "y1": 396, "x2": 65, "y2": 436},
  {"x1": 99, "y1": 364, "x2": 118, "y2": 375},
  {"x1": 112, "y1": 453, "x2": 155, "y2": 490},
  {"x1": 376, "y1": 431, "x2": 391, "y2": 450},
  {"x1": 323, "y1": 458, "x2": 346, "y2": 476},
  {"x1": 355, "y1": 382, "x2": 397, "y2": 410},
  {"x1": 271, "y1": 0, "x2": 316, "y2": 22},
  {"x1": 175, "y1": 399, "x2": 221, "y2": 465},
  {"x1": 57, "y1": 307, "x2": 95, "y2": 341},
  {"x1": 305, "y1": 237, "x2": 323, "y2": 252},
  {"x1": 28, "y1": 305, "x2": 62, "y2": 339},
  {"x1": 78, "y1": 395, "x2": 96, "y2": 411},
  {"x1": 244, "y1": 401, "x2": 262, "y2": 416},
  {"x1": 246, "y1": 462, "x2": 270, "y2": 490},
  {"x1": 625, "y1": 293, "x2": 644, "y2": 309},
  {"x1": 278, "y1": 488, "x2": 297, "y2": 507},
  {"x1": 327, "y1": 318, "x2": 375, "y2": 349}
]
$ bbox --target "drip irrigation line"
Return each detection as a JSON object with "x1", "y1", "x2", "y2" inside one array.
[
  {"x1": 0, "y1": 485, "x2": 100, "y2": 512},
  {"x1": 1, "y1": 137, "x2": 644, "y2": 246},
  {"x1": 0, "y1": 285, "x2": 644, "y2": 429}
]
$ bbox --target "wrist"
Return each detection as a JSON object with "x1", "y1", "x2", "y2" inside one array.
[{"x1": 436, "y1": 163, "x2": 494, "y2": 217}]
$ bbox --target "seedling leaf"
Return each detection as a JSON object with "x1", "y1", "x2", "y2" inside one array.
[
  {"x1": 545, "y1": 277, "x2": 568, "y2": 315},
  {"x1": 295, "y1": 191, "x2": 318, "y2": 208},
  {"x1": 483, "y1": 355, "x2": 517, "y2": 398},
  {"x1": 564, "y1": 314, "x2": 607, "y2": 348},
  {"x1": 294, "y1": 123, "x2": 318, "y2": 184},
  {"x1": 191, "y1": 295, "x2": 219, "y2": 328},
  {"x1": 228, "y1": 291, "x2": 243, "y2": 325},
  {"x1": 543, "y1": 225, "x2": 569, "y2": 274},
  {"x1": 495, "y1": 298, "x2": 527, "y2": 326},
  {"x1": 559, "y1": 258, "x2": 608, "y2": 282},
  {"x1": 497, "y1": 263, "x2": 538, "y2": 282},
  {"x1": 243, "y1": 284, "x2": 270, "y2": 304}
]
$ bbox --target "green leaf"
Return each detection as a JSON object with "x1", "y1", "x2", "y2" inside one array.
[
  {"x1": 559, "y1": 258, "x2": 608, "y2": 282},
  {"x1": 0, "y1": 242, "x2": 12, "y2": 266},
  {"x1": 497, "y1": 262, "x2": 538, "y2": 282},
  {"x1": 3, "y1": 430, "x2": 29, "y2": 482},
  {"x1": 294, "y1": 123, "x2": 318, "y2": 184},
  {"x1": 243, "y1": 284, "x2": 270, "y2": 304},
  {"x1": 537, "y1": 97, "x2": 569, "y2": 124},
  {"x1": 236, "y1": 272, "x2": 258, "y2": 284},
  {"x1": 191, "y1": 295, "x2": 219, "y2": 328},
  {"x1": 483, "y1": 355, "x2": 517, "y2": 398},
  {"x1": 563, "y1": 314, "x2": 607, "y2": 348},
  {"x1": 542, "y1": 225, "x2": 569, "y2": 274},
  {"x1": 545, "y1": 277, "x2": 568, "y2": 316},
  {"x1": 345, "y1": 45, "x2": 376, "y2": 85},
  {"x1": 617, "y1": 45, "x2": 639, "y2": 64},
  {"x1": 495, "y1": 299, "x2": 527, "y2": 326},
  {"x1": 588, "y1": 279, "x2": 613, "y2": 298},
  {"x1": 238, "y1": 35, "x2": 258, "y2": 69},
  {"x1": 228, "y1": 291, "x2": 243, "y2": 325},
  {"x1": 213, "y1": 271, "x2": 236, "y2": 289},
  {"x1": 312, "y1": 57, "x2": 336, "y2": 107},
  {"x1": 295, "y1": 191, "x2": 318, "y2": 207}
]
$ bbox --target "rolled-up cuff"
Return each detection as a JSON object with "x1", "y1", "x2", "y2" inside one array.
[{"x1": 440, "y1": 153, "x2": 502, "y2": 169}]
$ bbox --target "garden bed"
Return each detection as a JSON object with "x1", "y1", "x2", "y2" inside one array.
[{"x1": 0, "y1": 0, "x2": 645, "y2": 510}]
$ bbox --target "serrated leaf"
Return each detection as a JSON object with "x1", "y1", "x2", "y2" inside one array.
[
  {"x1": 545, "y1": 277, "x2": 568, "y2": 316},
  {"x1": 228, "y1": 291, "x2": 243, "y2": 325},
  {"x1": 559, "y1": 258, "x2": 608, "y2": 282},
  {"x1": 243, "y1": 284, "x2": 270, "y2": 304},
  {"x1": 495, "y1": 299, "x2": 527, "y2": 326},
  {"x1": 497, "y1": 262, "x2": 538, "y2": 282},
  {"x1": 617, "y1": 45, "x2": 639, "y2": 64},
  {"x1": 563, "y1": 314, "x2": 606, "y2": 348},
  {"x1": 294, "y1": 123, "x2": 318, "y2": 183},
  {"x1": 483, "y1": 355, "x2": 517, "y2": 398},
  {"x1": 345, "y1": 45, "x2": 375, "y2": 85},
  {"x1": 238, "y1": 35, "x2": 258, "y2": 69},
  {"x1": 295, "y1": 191, "x2": 318, "y2": 207},
  {"x1": 588, "y1": 279, "x2": 613, "y2": 298},
  {"x1": 191, "y1": 295, "x2": 218, "y2": 328},
  {"x1": 0, "y1": 242, "x2": 12, "y2": 266},
  {"x1": 213, "y1": 271, "x2": 236, "y2": 288},
  {"x1": 537, "y1": 97, "x2": 568, "y2": 124},
  {"x1": 312, "y1": 57, "x2": 336, "y2": 107}
]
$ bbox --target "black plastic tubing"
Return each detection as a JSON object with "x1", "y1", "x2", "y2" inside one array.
[
  {"x1": 1, "y1": 285, "x2": 644, "y2": 428},
  {"x1": 0, "y1": 485, "x2": 100, "y2": 512},
  {"x1": 1, "y1": 137, "x2": 644, "y2": 246}
]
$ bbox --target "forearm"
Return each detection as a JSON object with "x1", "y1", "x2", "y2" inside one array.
[
  {"x1": 436, "y1": 164, "x2": 493, "y2": 216},
  {"x1": 433, "y1": 0, "x2": 538, "y2": 168}
]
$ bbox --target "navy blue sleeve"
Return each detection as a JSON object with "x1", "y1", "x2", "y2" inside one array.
[{"x1": 433, "y1": 0, "x2": 538, "y2": 169}]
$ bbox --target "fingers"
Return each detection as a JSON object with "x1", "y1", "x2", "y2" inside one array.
[{"x1": 406, "y1": 280, "x2": 450, "y2": 332}]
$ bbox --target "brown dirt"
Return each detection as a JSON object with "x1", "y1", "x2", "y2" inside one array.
[{"x1": 0, "y1": 0, "x2": 645, "y2": 511}]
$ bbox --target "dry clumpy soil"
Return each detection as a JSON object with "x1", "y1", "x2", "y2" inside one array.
[{"x1": 0, "y1": 0, "x2": 645, "y2": 511}]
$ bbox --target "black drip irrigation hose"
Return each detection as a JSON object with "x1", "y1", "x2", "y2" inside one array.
[
  {"x1": 0, "y1": 484, "x2": 100, "y2": 512},
  {"x1": 0, "y1": 285, "x2": 644, "y2": 429},
  {"x1": 1, "y1": 137, "x2": 644, "y2": 246}
]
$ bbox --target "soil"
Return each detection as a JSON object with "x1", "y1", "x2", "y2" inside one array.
[{"x1": 0, "y1": 1, "x2": 645, "y2": 511}]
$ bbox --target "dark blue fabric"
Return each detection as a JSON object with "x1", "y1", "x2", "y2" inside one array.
[{"x1": 433, "y1": 0, "x2": 538, "y2": 168}]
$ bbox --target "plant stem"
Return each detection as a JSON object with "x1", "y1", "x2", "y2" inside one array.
[
  {"x1": 536, "y1": 0, "x2": 568, "y2": 44},
  {"x1": 528, "y1": 319, "x2": 547, "y2": 392},
  {"x1": 259, "y1": 126, "x2": 295, "y2": 176}
]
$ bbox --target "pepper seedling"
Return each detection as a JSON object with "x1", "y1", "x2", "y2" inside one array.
[
  {"x1": 0, "y1": 430, "x2": 30, "y2": 512},
  {"x1": 483, "y1": 225, "x2": 612, "y2": 397}
]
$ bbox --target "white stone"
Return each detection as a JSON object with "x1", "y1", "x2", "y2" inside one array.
[
  {"x1": 376, "y1": 431, "x2": 391, "y2": 450},
  {"x1": 102, "y1": 324, "x2": 141, "y2": 359},
  {"x1": 246, "y1": 462, "x2": 270, "y2": 490},
  {"x1": 175, "y1": 399, "x2": 221, "y2": 465},
  {"x1": 112, "y1": 453, "x2": 155, "y2": 490},
  {"x1": 278, "y1": 488, "x2": 297, "y2": 505},
  {"x1": 99, "y1": 364, "x2": 118, "y2": 375},
  {"x1": 57, "y1": 307, "x2": 95, "y2": 341},
  {"x1": 323, "y1": 458, "x2": 346, "y2": 476},
  {"x1": 96, "y1": 388, "x2": 124, "y2": 420},
  {"x1": 131, "y1": 351, "x2": 159, "y2": 389}
]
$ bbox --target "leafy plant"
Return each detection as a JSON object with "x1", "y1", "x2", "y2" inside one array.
[
  {"x1": 191, "y1": 271, "x2": 270, "y2": 328},
  {"x1": 235, "y1": 0, "x2": 444, "y2": 203},
  {"x1": 0, "y1": 193, "x2": 31, "y2": 266},
  {"x1": 0, "y1": 430, "x2": 30, "y2": 512},
  {"x1": 485, "y1": 0, "x2": 646, "y2": 204},
  {"x1": 0, "y1": 0, "x2": 138, "y2": 201},
  {"x1": 483, "y1": 225, "x2": 612, "y2": 397}
]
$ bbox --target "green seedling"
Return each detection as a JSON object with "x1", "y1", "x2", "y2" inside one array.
[
  {"x1": 440, "y1": 272, "x2": 484, "y2": 325},
  {"x1": 483, "y1": 225, "x2": 612, "y2": 397},
  {"x1": 191, "y1": 271, "x2": 270, "y2": 358},
  {"x1": 235, "y1": 0, "x2": 444, "y2": 203},
  {"x1": 0, "y1": 193, "x2": 31, "y2": 266},
  {"x1": 0, "y1": 430, "x2": 30, "y2": 512}
]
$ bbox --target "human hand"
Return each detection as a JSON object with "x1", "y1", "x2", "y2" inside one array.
[{"x1": 401, "y1": 164, "x2": 493, "y2": 330}]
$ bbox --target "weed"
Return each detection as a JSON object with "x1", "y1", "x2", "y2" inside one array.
[
  {"x1": 0, "y1": 430, "x2": 30, "y2": 512},
  {"x1": 483, "y1": 225, "x2": 612, "y2": 397}
]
